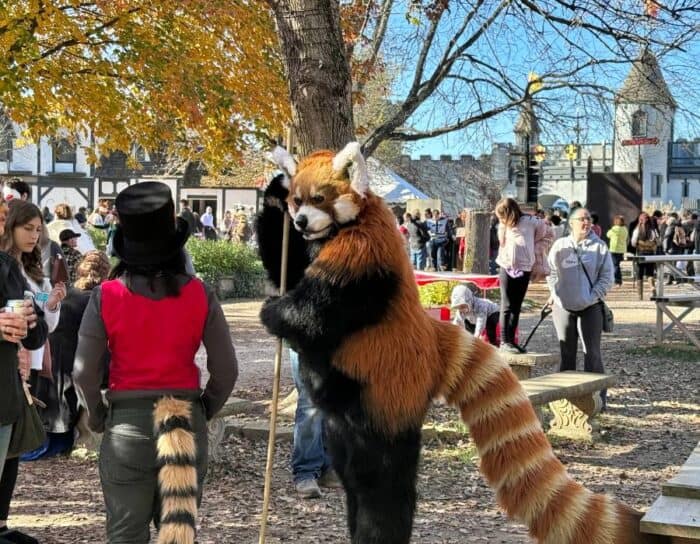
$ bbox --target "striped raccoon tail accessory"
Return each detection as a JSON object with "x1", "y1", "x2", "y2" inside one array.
[{"x1": 153, "y1": 397, "x2": 199, "y2": 544}]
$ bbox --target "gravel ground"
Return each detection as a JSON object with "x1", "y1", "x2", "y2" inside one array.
[{"x1": 9, "y1": 273, "x2": 700, "y2": 543}]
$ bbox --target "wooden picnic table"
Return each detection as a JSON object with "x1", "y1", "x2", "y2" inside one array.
[
  {"x1": 641, "y1": 441, "x2": 700, "y2": 542},
  {"x1": 630, "y1": 254, "x2": 700, "y2": 350}
]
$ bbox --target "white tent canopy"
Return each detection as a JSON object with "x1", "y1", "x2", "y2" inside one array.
[{"x1": 366, "y1": 157, "x2": 429, "y2": 202}]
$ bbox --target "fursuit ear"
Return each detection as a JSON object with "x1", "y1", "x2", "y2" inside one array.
[
  {"x1": 332, "y1": 142, "x2": 369, "y2": 198},
  {"x1": 265, "y1": 146, "x2": 297, "y2": 189}
]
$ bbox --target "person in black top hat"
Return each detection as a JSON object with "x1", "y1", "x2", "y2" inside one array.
[
  {"x1": 74, "y1": 182, "x2": 237, "y2": 543},
  {"x1": 59, "y1": 229, "x2": 82, "y2": 285}
]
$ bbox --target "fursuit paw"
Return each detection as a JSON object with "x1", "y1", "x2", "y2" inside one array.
[
  {"x1": 260, "y1": 295, "x2": 286, "y2": 338},
  {"x1": 263, "y1": 173, "x2": 290, "y2": 212}
]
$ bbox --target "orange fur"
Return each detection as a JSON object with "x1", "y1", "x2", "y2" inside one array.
[{"x1": 286, "y1": 149, "x2": 652, "y2": 543}]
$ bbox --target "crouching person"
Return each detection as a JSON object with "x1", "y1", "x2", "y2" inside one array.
[
  {"x1": 73, "y1": 183, "x2": 238, "y2": 544},
  {"x1": 450, "y1": 283, "x2": 501, "y2": 346}
]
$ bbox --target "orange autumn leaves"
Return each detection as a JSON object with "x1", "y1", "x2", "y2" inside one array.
[{"x1": 0, "y1": 0, "x2": 290, "y2": 170}]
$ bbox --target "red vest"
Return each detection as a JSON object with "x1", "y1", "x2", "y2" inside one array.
[{"x1": 100, "y1": 278, "x2": 208, "y2": 392}]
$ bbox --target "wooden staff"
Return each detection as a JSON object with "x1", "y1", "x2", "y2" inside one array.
[{"x1": 258, "y1": 129, "x2": 294, "y2": 544}]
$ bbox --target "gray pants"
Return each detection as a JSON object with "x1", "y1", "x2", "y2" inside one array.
[
  {"x1": 99, "y1": 398, "x2": 208, "y2": 544},
  {"x1": 552, "y1": 302, "x2": 605, "y2": 371},
  {"x1": 0, "y1": 424, "x2": 12, "y2": 479}
]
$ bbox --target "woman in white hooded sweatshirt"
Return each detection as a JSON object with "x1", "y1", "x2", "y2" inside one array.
[{"x1": 546, "y1": 207, "x2": 614, "y2": 407}]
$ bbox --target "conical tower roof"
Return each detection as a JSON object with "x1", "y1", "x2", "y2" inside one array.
[
  {"x1": 616, "y1": 48, "x2": 676, "y2": 107},
  {"x1": 514, "y1": 100, "x2": 539, "y2": 134}
]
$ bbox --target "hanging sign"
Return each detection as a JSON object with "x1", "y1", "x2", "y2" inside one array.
[{"x1": 621, "y1": 137, "x2": 659, "y2": 146}]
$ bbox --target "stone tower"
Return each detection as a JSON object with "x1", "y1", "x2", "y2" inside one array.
[{"x1": 613, "y1": 48, "x2": 676, "y2": 204}]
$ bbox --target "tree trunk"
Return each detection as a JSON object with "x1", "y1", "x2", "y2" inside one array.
[
  {"x1": 271, "y1": 0, "x2": 355, "y2": 155},
  {"x1": 462, "y1": 210, "x2": 490, "y2": 274}
]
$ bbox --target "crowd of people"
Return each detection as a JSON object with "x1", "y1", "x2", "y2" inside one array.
[
  {"x1": 0, "y1": 172, "x2": 698, "y2": 541},
  {"x1": 177, "y1": 201, "x2": 255, "y2": 245},
  {"x1": 0, "y1": 179, "x2": 238, "y2": 543}
]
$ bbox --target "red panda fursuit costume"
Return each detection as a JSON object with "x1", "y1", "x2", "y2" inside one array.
[{"x1": 257, "y1": 142, "x2": 649, "y2": 544}]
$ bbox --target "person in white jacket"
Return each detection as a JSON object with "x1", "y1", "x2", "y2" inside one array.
[{"x1": 546, "y1": 207, "x2": 613, "y2": 407}]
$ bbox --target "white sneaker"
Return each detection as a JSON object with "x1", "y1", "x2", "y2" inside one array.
[{"x1": 295, "y1": 478, "x2": 322, "y2": 499}]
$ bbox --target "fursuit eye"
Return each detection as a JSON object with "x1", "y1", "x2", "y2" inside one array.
[
  {"x1": 293, "y1": 197, "x2": 303, "y2": 207},
  {"x1": 311, "y1": 195, "x2": 325, "y2": 204}
]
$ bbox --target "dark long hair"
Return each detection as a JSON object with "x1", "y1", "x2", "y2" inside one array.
[
  {"x1": 0, "y1": 200, "x2": 44, "y2": 283},
  {"x1": 109, "y1": 251, "x2": 188, "y2": 297}
]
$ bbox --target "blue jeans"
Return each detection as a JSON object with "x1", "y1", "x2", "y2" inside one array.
[
  {"x1": 431, "y1": 237, "x2": 448, "y2": 269},
  {"x1": 410, "y1": 248, "x2": 427, "y2": 270},
  {"x1": 0, "y1": 424, "x2": 11, "y2": 479},
  {"x1": 289, "y1": 350, "x2": 330, "y2": 483}
]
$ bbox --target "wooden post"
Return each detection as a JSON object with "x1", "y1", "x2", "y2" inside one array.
[
  {"x1": 258, "y1": 127, "x2": 294, "y2": 544},
  {"x1": 462, "y1": 210, "x2": 490, "y2": 274}
]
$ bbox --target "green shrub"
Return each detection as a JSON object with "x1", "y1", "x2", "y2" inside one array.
[
  {"x1": 417, "y1": 281, "x2": 461, "y2": 307},
  {"x1": 186, "y1": 239, "x2": 265, "y2": 299},
  {"x1": 85, "y1": 226, "x2": 108, "y2": 252}
]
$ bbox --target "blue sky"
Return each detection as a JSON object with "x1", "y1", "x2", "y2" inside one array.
[{"x1": 376, "y1": 2, "x2": 700, "y2": 159}]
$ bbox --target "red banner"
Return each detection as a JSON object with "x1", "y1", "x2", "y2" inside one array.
[
  {"x1": 414, "y1": 271, "x2": 500, "y2": 290},
  {"x1": 621, "y1": 137, "x2": 659, "y2": 146}
]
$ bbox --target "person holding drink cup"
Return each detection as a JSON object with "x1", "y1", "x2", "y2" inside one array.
[
  {"x1": 0, "y1": 200, "x2": 60, "y2": 543},
  {"x1": 0, "y1": 199, "x2": 48, "y2": 530}
]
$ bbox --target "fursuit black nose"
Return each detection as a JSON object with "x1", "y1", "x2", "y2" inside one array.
[{"x1": 295, "y1": 215, "x2": 308, "y2": 230}]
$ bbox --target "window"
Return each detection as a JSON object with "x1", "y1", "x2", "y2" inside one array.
[
  {"x1": 54, "y1": 137, "x2": 76, "y2": 163},
  {"x1": 651, "y1": 174, "x2": 662, "y2": 197},
  {"x1": 133, "y1": 144, "x2": 149, "y2": 163},
  {"x1": 632, "y1": 110, "x2": 648, "y2": 138},
  {"x1": 682, "y1": 180, "x2": 690, "y2": 198}
]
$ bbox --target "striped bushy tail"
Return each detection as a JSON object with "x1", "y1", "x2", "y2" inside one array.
[
  {"x1": 153, "y1": 397, "x2": 199, "y2": 544},
  {"x1": 437, "y1": 326, "x2": 651, "y2": 544}
]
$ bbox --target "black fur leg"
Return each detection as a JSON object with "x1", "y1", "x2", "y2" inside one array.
[{"x1": 326, "y1": 419, "x2": 422, "y2": 544}]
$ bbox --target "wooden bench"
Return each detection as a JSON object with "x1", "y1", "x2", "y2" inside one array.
[
  {"x1": 641, "y1": 441, "x2": 700, "y2": 542},
  {"x1": 521, "y1": 371, "x2": 616, "y2": 441},
  {"x1": 500, "y1": 352, "x2": 558, "y2": 379},
  {"x1": 207, "y1": 396, "x2": 259, "y2": 461}
]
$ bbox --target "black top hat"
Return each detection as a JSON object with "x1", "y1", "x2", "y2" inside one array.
[{"x1": 113, "y1": 182, "x2": 190, "y2": 266}]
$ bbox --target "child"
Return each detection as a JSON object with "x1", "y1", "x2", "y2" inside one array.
[{"x1": 450, "y1": 283, "x2": 500, "y2": 346}]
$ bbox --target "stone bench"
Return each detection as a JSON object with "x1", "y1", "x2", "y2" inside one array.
[
  {"x1": 500, "y1": 352, "x2": 559, "y2": 380},
  {"x1": 521, "y1": 371, "x2": 616, "y2": 441},
  {"x1": 641, "y1": 441, "x2": 700, "y2": 543}
]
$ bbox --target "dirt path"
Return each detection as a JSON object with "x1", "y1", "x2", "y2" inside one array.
[{"x1": 10, "y1": 276, "x2": 700, "y2": 543}]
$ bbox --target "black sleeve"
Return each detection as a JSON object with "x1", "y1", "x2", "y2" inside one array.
[
  {"x1": 73, "y1": 287, "x2": 110, "y2": 433},
  {"x1": 255, "y1": 174, "x2": 310, "y2": 290},
  {"x1": 259, "y1": 266, "x2": 399, "y2": 353},
  {"x1": 0, "y1": 258, "x2": 49, "y2": 351}
]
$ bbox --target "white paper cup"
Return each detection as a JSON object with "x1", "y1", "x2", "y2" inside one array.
[{"x1": 4, "y1": 299, "x2": 25, "y2": 313}]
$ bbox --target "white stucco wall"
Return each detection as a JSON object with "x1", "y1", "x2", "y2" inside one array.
[
  {"x1": 614, "y1": 103, "x2": 673, "y2": 203},
  {"x1": 667, "y1": 178, "x2": 700, "y2": 208},
  {"x1": 538, "y1": 179, "x2": 588, "y2": 206}
]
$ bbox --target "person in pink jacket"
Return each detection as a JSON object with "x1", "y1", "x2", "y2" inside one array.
[{"x1": 494, "y1": 198, "x2": 553, "y2": 353}]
